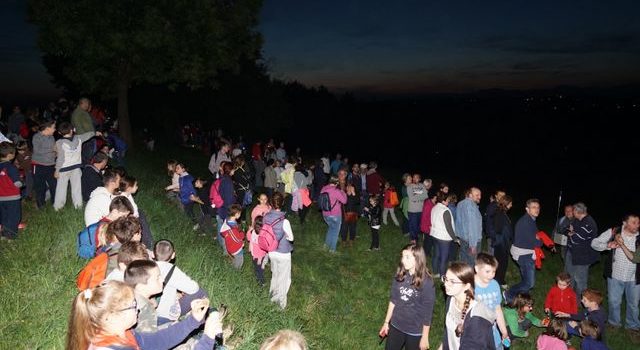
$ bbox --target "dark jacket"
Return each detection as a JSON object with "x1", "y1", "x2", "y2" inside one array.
[
  {"x1": 344, "y1": 192, "x2": 360, "y2": 213},
  {"x1": 81, "y1": 165, "x2": 103, "y2": 202},
  {"x1": 366, "y1": 203, "x2": 382, "y2": 227},
  {"x1": 484, "y1": 201, "x2": 498, "y2": 240},
  {"x1": 443, "y1": 298, "x2": 496, "y2": 350},
  {"x1": 568, "y1": 215, "x2": 599, "y2": 265},
  {"x1": 493, "y1": 209, "x2": 513, "y2": 247},
  {"x1": 217, "y1": 175, "x2": 235, "y2": 219},
  {"x1": 513, "y1": 214, "x2": 542, "y2": 250}
]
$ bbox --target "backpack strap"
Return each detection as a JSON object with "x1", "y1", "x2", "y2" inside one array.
[{"x1": 163, "y1": 265, "x2": 176, "y2": 286}]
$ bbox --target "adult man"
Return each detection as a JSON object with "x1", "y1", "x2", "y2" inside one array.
[
  {"x1": 406, "y1": 174, "x2": 429, "y2": 245},
  {"x1": 565, "y1": 202, "x2": 599, "y2": 301},
  {"x1": 7, "y1": 106, "x2": 25, "y2": 143},
  {"x1": 71, "y1": 98, "x2": 96, "y2": 164},
  {"x1": 208, "y1": 142, "x2": 231, "y2": 178},
  {"x1": 484, "y1": 190, "x2": 506, "y2": 255},
  {"x1": 592, "y1": 214, "x2": 640, "y2": 333},
  {"x1": 455, "y1": 187, "x2": 483, "y2": 267},
  {"x1": 365, "y1": 161, "x2": 385, "y2": 196},
  {"x1": 505, "y1": 199, "x2": 542, "y2": 302},
  {"x1": 330, "y1": 153, "x2": 342, "y2": 175},
  {"x1": 553, "y1": 205, "x2": 575, "y2": 260}
]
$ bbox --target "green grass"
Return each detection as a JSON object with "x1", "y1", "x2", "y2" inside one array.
[{"x1": 0, "y1": 148, "x2": 634, "y2": 349}]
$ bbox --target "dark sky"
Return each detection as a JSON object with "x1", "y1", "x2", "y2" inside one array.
[{"x1": 2, "y1": 0, "x2": 640, "y2": 101}]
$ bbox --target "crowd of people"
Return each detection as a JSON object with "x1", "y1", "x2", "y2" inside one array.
[{"x1": 2, "y1": 99, "x2": 640, "y2": 350}]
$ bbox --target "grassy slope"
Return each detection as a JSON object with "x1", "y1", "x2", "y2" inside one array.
[{"x1": 0, "y1": 149, "x2": 633, "y2": 349}]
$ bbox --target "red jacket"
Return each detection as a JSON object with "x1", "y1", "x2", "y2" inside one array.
[
  {"x1": 420, "y1": 198, "x2": 435, "y2": 234},
  {"x1": 544, "y1": 285, "x2": 578, "y2": 314}
]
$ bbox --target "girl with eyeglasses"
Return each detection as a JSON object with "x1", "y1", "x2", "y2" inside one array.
[
  {"x1": 66, "y1": 280, "x2": 224, "y2": 350},
  {"x1": 438, "y1": 262, "x2": 495, "y2": 350},
  {"x1": 379, "y1": 244, "x2": 435, "y2": 350}
]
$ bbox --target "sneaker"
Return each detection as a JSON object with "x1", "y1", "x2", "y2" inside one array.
[
  {"x1": 192, "y1": 223, "x2": 200, "y2": 231},
  {"x1": 373, "y1": 247, "x2": 380, "y2": 251}
]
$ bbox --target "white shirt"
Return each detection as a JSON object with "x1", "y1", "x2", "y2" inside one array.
[{"x1": 156, "y1": 261, "x2": 200, "y2": 320}]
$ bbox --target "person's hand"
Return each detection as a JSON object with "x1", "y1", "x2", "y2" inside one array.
[
  {"x1": 607, "y1": 241, "x2": 620, "y2": 249},
  {"x1": 544, "y1": 308, "x2": 550, "y2": 314},
  {"x1": 554, "y1": 311, "x2": 570, "y2": 318},
  {"x1": 550, "y1": 246, "x2": 557, "y2": 253},
  {"x1": 455, "y1": 239, "x2": 461, "y2": 246},
  {"x1": 569, "y1": 320, "x2": 578, "y2": 328},
  {"x1": 95, "y1": 131, "x2": 102, "y2": 137},
  {"x1": 190, "y1": 298, "x2": 210, "y2": 322},
  {"x1": 379, "y1": 323, "x2": 389, "y2": 338},
  {"x1": 615, "y1": 234, "x2": 624, "y2": 245},
  {"x1": 419, "y1": 335, "x2": 429, "y2": 350},
  {"x1": 204, "y1": 311, "x2": 223, "y2": 339},
  {"x1": 54, "y1": 170, "x2": 59, "y2": 179}
]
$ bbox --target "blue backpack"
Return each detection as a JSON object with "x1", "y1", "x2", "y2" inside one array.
[{"x1": 77, "y1": 222, "x2": 104, "y2": 259}]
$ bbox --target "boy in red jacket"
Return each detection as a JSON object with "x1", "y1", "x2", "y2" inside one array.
[
  {"x1": 220, "y1": 204, "x2": 245, "y2": 269},
  {"x1": 544, "y1": 272, "x2": 578, "y2": 315}
]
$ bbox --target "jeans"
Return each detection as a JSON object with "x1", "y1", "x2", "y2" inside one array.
[
  {"x1": 408, "y1": 212, "x2": 421, "y2": 241},
  {"x1": 323, "y1": 215, "x2": 342, "y2": 252},
  {"x1": 459, "y1": 240, "x2": 479, "y2": 267},
  {"x1": 493, "y1": 243, "x2": 509, "y2": 286},
  {"x1": 422, "y1": 234, "x2": 434, "y2": 257},
  {"x1": 565, "y1": 251, "x2": 590, "y2": 304},
  {"x1": 506, "y1": 254, "x2": 535, "y2": 302},
  {"x1": 0, "y1": 200, "x2": 21, "y2": 239},
  {"x1": 253, "y1": 256, "x2": 268, "y2": 286},
  {"x1": 432, "y1": 238, "x2": 452, "y2": 276},
  {"x1": 216, "y1": 215, "x2": 227, "y2": 253},
  {"x1": 340, "y1": 220, "x2": 357, "y2": 241},
  {"x1": 607, "y1": 277, "x2": 640, "y2": 330},
  {"x1": 34, "y1": 164, "x2": 56, "y2": 208}
]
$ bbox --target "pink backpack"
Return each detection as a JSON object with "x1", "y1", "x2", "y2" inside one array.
[
  {"x1": 209, "y1": 178, "x2": 224, "y2": 208},
  {"x1": 257, "y1": 215, "x2": 286, "y2": 253}
]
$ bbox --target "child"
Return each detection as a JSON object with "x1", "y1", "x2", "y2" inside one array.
[
  {"x1": 260, "y1": 329, "x2": 308, "y2": 350},
  {"x1": 536, "y1": 318, "x2": 568, "y2": 350},
  {"x1": 119, "y1": 175, "x2": 154, "y2": 248},
  {"x1": 248, "y1": 215, "x2": 268, "y2": 286},
  {"x1": 124, "y1": 260, "x2": 164, "y2": 332},
  {"x1": 106, "y1": 241, "x2": 150, "y2": 281},
  {"x1": 154, "y1": 239, "x2": 208, "y2": 325},
  {"x1": 94, "y1": 196, "x2": 134, "y2": 254},
  {"x1": 364, "y1": 194, "x2": 382, "y2": 251},
  {"x1": 382, "y1": 181, "x2": 400, "y2": 226},
  {"x1": 175, "y1": 163, "x2": 199, "y2": 226},
  {"x1": 100, "y1": 216, "x2": 144, "y2": 275},
  {"x1": 53, "y1": 121, "x2": 100, "y2": 211},
  {"x1": 503, "y1": 293, "x2": 545, "y2": 338},
  {"x1": 164, "y1": 159, "x2": 180, "y2": 203},
  {"x1": 473, "y1": 253, "x2": 510, "y2": 349},
  {"x1": 0, "y1": 142, "x2": 22, "y2": 241},
  {"x1": 193, "y1": 176, "x2": 214, "y2": 234},
  {"x1": 81, "y1": 151, "x2": 108, "y2": 202},
  {"x1": 15, "y1": 141, "x2": 33, "y2": 200},
  {"x1": 554, "y1": 288, "x2": 607, "y2": 339},
  {"x1": 379, "y1": 244, "x2": 435, "y2": 350},
  {"x1": 66, "y1": 280, "x2": 223, "y2": 350},
  {"x1": 220, "y1": 204, "x2": 246, "y2": 269},
  {"x1": 544, "y1": 272, "x2": 578, "y2": 316},
  {"x1": 31, "y1": 120, "x2": 57, "y2": 209},
  {"x1": 251, "y1": 193, "x2": 271, "y2": 228},
  {"x1": 579, "y1": 320, "x2": 609, "y2": 350},
  {"x1": 440, "y1": 261, "x2": 496, "y2": 349}
]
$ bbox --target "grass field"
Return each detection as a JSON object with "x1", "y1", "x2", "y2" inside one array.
[{"x1": 0, "y1": 148, "x2": 634, "y2": 349}]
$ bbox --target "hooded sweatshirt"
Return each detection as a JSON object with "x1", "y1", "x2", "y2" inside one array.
[
  {"x1": 55, "y1": 131, "x2": 95, "y2": 172},
  {"x1": 84, "y1": 187, "x2": 114, "y2": 226}
]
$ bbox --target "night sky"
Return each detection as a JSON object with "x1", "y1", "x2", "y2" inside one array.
[{"x1": 2, "y1": 0, "x2": 640, "y2": 100}]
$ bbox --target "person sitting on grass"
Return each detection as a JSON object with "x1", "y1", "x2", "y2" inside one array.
[
  {"x1": 105, "y1": 241, "x2": 150, "y2": 282},
  {"x1": 543, "y1": 272, "x2": 577, "y2": 316},
  {"x1": 99, "y1": 216, "x2": 144, "y2": 276},
  {"x1": 260, "y1": 329, "x2": 308, "y2": 350},
  {"x1": 554, "y1": 288, "x2": 607, "y2": 340},
  {"x1": 154, "y1": 239, "x2": 209, "y2": 325},
  {"x1": 66, "y1": 280, "x2": 224, "y2": 350},
  {"x1": 124, "y1": 260, "x2": 164, "y2": 333},
  {"x1": 579, "y1": 320, "x2": 609, "y2": 350},
  {"x1": 536, "y1": 318, "x2": 568, "y2": 350},
  {"x1": 220, "y1": 204, "x2": 246, "y2": 270},
  {"x1": 503, "y1": 293, "x2": 545, "y2": 339},
  {"x1": 85, "y1": 168, "x2": 121, "y2": 226},
  {"x1": 94, "y1": 196, "x2": 134, "y2": 252}
]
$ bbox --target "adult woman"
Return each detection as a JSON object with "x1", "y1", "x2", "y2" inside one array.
[
  {"x1": 320, "y1": 175, "x2": 347, "y2": 252},
  {"x1": 440, "y1": 262, "x2": 495, "y2": 350},
  {"x1": 379, "y1": 244, "x2": 435, "y2": 350},
  {"x1": 340, "y1": 184, "x2": 360, "y2": 247},
  {"x1": 429, "y1": 192, "x2": 460, "y2": 278},
  {"x1": 492, "y1": 195, "x2": 513, "y2": 287}
]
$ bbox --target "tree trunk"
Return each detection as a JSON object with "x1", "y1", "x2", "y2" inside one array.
[{"x1": 117, "y1": 78, "x2": 133, "y2": 149}]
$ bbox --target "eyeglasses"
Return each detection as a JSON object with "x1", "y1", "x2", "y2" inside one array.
[
  {"x1": 441, "y1": 275, "x2": 465, "y2": 285},
  {"x1": 118, "y1": 299, "x2": 138, "y2": 312}
]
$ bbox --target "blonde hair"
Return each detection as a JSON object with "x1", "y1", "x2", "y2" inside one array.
[
  {"x1": 66, "y1": 281, "x2": 134, "y2": 350},
  {"x1": 260, "y1": 330, "x2": 307, "y2": 350}
]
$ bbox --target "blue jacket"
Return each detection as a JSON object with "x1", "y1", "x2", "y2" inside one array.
[
  {"x1": 513, "y1": 214, "x2": 542, "y2": 250},
  {"x1": 217, "y1": 175, "x2": 236, "y2": 220},
  {"x1": 178, "y1": 173, "x2": 196, "y2": 205},
  {"x1": 568, "y1": 215, "x2": 599, "y2": 265},
  {"x1": 455, "y1": 198, "x2": 483, "y2": 247}
]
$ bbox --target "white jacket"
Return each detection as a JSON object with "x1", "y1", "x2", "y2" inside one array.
[{"x1": 84, "y1": 187, "x2": 114, "y2": 226}]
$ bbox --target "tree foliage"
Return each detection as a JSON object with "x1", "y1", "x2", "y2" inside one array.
[{"x1": 29, "y1": 0, "x2": 263, "y2": 144}]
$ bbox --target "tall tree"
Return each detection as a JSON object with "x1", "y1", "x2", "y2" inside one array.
[{"x1": 29, "y1": 0, "x2": 262, "y2": 147}]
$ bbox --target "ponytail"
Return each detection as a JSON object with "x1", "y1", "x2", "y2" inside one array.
[
  {"x1": 455, "y1": 289, "x2": 474, "y2": 337},
  {"x1": 66, "y1": 281, "x2": 135, "y2": 350}
]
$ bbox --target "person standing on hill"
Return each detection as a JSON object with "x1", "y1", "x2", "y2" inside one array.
[
  {"x1": 320, "y1": 175, "x2": 347, "y2": 253},
  {"x1": 565, "y1": 202, "x2": 599, "y2": 303},
  {"x1": 71, "y1": 98, "x2": 96, "y2": 165},
  {"x1": 455, "y1": 187, "x2": 482, "y2": 267}
]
